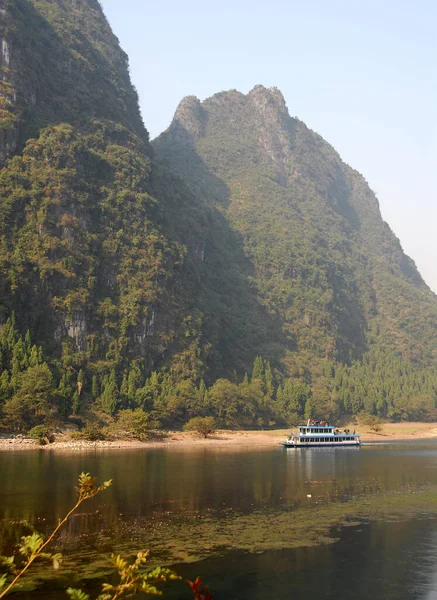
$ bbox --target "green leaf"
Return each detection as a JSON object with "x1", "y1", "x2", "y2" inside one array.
[
  {"x1": 66, "y1": 588, "x2": 90, "y2": 600},
  {"x1": 0, "y1": 573, "x2": 9, "y2": 590},
  {"x1": 19, "y1": 532, "x2": 44, "y2": 558},
  {"x1": 0, "y1": 555, "x2": 14, "y2": 570}
]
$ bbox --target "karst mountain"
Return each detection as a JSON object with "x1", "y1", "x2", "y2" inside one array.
[{"x1": 1, "y1": 0, "x2": 436, "y2": 425}]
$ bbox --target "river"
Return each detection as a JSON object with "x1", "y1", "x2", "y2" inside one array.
[{"x1": 2, "y1": 441, "x2": 437, "y2": 598}]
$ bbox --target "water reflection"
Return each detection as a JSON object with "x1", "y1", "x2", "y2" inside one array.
[
  {"x1": 3, "y1": 442, "x2": 437, "y2": 598},
  {"x1": 2, "y1": 443, "x2": 437, "y2": 528}
]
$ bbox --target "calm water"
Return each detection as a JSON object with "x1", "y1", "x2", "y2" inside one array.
[{"x1": 3, "y1": 442, "x2": 437, "y2": 598}]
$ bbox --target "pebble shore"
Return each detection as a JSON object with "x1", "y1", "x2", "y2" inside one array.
[{"x1": 2, "y1": 424, "x2": 437, "y2": 452}]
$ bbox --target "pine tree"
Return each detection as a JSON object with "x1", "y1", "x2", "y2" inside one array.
[
  {"x1": 120, "y1": 371, "x2": 129, "y2": 400},
  {"x1": 304, "y1": 398, "x2": 313, "y2": 420},
  {"x1": 24, "y1": 330, "x2": 32, "y2": 352},
  {"x1": 0, "y1": 370, "x2": 11, "y2": 400},
  {"x1": 91, "y1": 375, "x2": 100, "y2": 399},
  {"x1": 29, "y1": 345, "x2": 40, "y2": 367},
  {"x1": 101, "y1": 369, "x2": 119, "y2": 415},
  {"x1": 199, "y1": 379, "x2": 207, "y2": 402},
  {"x1": 11, "y1": 337, "x2": 28, "y2": 376},
  {"x1": 252, "y1": 356, "x2": 264, "y2": 382},
  {"x1": 128, "y1": 364, "x2": 143, "y2": 401},
  {"x1": 57, "y1": 373, "x2": 74, "y2": 417},
  {"x1": 264, "y1": 361, "x2": 274, "y2": 398},
  {"x1": 72, "y1": 391, "x2": 80, "y2": 415}
]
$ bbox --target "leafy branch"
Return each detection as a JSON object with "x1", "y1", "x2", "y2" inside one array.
[
  {"x1": 67, "y1": 552, "x2": 181, "y2": 600},
  {"x1": 0, "y1": 473, "x2": 210, "y2": 599},
  {"x1": 0, "y1": 473, "x2": 112, "y2": 598}
]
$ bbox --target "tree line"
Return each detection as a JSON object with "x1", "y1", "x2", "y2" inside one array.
[{"x1": 1, "y1": 315, "x2": 437, "y2": 434}]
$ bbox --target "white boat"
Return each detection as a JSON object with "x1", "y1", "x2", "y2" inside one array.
[{"x1": 280, "y1": 419, "x2": 360, "y2": 448}]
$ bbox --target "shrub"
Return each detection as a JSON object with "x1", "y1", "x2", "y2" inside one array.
[
  {"x1": 70, "y1": 422, "x2": 106, "y2": 441},
  {"x1": 358, "y1": 412, "x2": 383, "y2": 433},
  {"x1": 106, "y1": 408, "x2": 152, "y2": 441},
  {"x1": 29, "y1": 425, "x2": 55, "y2": 445},
  {"x1": 183, "y1": 417, "x2": 216, "y2": 438}
]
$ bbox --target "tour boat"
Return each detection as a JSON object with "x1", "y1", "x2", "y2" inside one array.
[{"x1": 280, "y1": 419, "x2": 360, "y2": 448}]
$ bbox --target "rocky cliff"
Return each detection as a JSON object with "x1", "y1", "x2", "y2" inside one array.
[
  {"x1": 1, "y1": 1, "x2": 437, "y2": 414},
  {"x1": 154, "y1": 85, "x2": 437, "y2": 378}
]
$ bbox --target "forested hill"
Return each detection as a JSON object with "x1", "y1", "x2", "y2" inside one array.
[
  {"x1": 1, "y1": 1, "x2": 437, "y2": 432},
  {"x1": 153, "y1": 86, "x2": 437, "y2": 419},
  {"x1": 0, "y1": 0, "x2": 218, "y2": 421}
]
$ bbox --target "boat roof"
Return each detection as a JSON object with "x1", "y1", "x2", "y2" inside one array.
[{"x1": 299, "y1": 424, "x2": 334, "y2": 428}]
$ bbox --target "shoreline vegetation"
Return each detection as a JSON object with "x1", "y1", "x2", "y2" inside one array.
[{"x1": 2, "y1": 422, "x2": 437, "y2": 452}]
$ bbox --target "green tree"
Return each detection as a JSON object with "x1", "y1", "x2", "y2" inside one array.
[
  {"x1": 184, "y1": 416, "x2": 216, "y2": 438},
  {"x1": 1, "y1": 364, "x2": 55, "y2": 430},
  {"x1": 109, "y1": 408, "x2": 153, "y2": 440},
  {"x1": 101, "y1": 369, "x2": 119, "y2": 415},
  {"x1": 91, "y1": 375, "x2": 100, "y2": 399},
  {"x1": 252, "y1": 356, "x2": 264, "y2": 382}
]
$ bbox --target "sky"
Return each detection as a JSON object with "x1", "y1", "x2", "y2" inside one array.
[{"x1": 101, "y1": 0, "x2": 437, "y2": 292}]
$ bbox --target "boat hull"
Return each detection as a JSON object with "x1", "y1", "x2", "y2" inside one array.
[{"x1": 280, "y1": 441, "x2": 360, "y2": 448}]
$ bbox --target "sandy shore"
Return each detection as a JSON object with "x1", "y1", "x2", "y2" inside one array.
[{"x1": 2, "y1": 422, "x2": 437, "y2": 452}]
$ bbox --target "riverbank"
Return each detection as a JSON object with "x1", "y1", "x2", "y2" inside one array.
[{"x1": 2, "y1": 421, "x2": 437, "y2": 451}]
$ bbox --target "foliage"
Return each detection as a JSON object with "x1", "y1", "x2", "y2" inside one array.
[
  {"x1": 0, "y1": 473, "x2": 210, "y2": 600},
  {"x1": 0, "y1": 473, "x2": 112, "y2": 598},
  {"x1": 358, "y1": 412, "x2": 383, "y2": 433},
  {"x1": 1, "y1": 0, "x2": 437, "y2": 433},
  {"x1": 1, "y1": 363, "x2": 55, "y2": 431},
  {"x1": 187, "y1": 577, "x2": 212, "y2": 600},
  {"x1": 106, "y1": 408, "x2": 154, "y2": 441},
  {"x1": 29, "y1": 424, "x2": 55, "y2": 445},
  {"x1": 154, "y1": 86, "x2": 437, "y2": 421},
  {"x1": 70, "y1": 422, "x2": 106, "y2": 442},
  {"x1": 67, "y1": 552, "x2": 181, "y2": 600},
  {"x1": 184, "y1": 417, "x2": 216, "y2": 438}
]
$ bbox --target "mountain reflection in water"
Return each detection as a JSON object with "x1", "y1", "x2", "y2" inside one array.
[{"x1": 3, "y1": 442, "x2": 437, "y2": 598}]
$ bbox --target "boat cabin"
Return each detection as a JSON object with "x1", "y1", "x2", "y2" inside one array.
[{"x1": 281, "y1": 420, "x2": 360, "y2": 448}]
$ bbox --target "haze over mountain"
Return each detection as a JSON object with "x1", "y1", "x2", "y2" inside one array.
[{"x1": 0, "y1": 0, "x2": 437, "y2": 430}]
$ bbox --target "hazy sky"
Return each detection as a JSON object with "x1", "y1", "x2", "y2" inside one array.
[{"x1": 101, "y1": 0, "x2": 437, "y2": 292}]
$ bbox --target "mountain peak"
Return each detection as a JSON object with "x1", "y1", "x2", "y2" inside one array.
[
  {"x1": 248, "y1": 85, "x2": 288, "y2": 113},
  {"x1": 170, "y1": 95, "x2": 206, "y2": 141}
]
